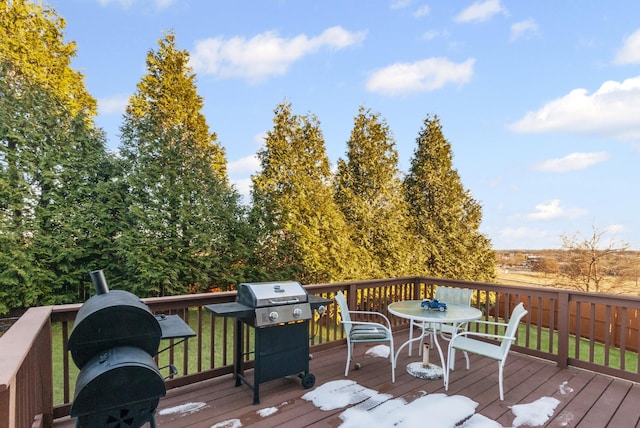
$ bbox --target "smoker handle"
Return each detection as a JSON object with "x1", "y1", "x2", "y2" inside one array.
[{"x1": 268, "y1": 298, "x2": 300, "y2": 304}]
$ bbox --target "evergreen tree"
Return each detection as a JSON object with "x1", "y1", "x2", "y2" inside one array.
[
  {"x1": 251, "y1": 101, "x2": 363, "y2": 283},
  {"x1": 118, "y1": 32, "x2": 248, "y2": 296},
  {"x1": 1, "y1": 0, "x2": 113, "y2": 314},
  {"x1": 0, "y1": 63, "x2": 113, "y2": 312},
  {"x1": 404, "y1": 115, "x2": 495, "y2": 281},
  {"x1": 0, "y1": 0, "x2": 96, "y2": 117},
  {"x1": 334, "y1": 106, "x2": 415, "y2": 279}
]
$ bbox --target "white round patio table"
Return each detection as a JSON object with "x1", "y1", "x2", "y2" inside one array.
[{"x1": 388, "y1": 300, "x2": 482, "y2": 382}]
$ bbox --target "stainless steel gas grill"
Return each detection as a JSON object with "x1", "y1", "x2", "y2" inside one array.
[{"x1": 206, "y1": 281, "x2": 330, "y2": 404}]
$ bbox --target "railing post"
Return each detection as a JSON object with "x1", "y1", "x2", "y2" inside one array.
[
  {"x1": 347, "y1": 283, "x2": 358, "y2": 310},
  {"x1": 557, "y1": 290, "x2": 570, "y2": 368},
  {"x1": 413, "y1": 277, "x2": 421, "y2": 300}
]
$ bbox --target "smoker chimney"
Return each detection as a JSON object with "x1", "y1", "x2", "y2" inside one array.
[{"x1": 89, "y1": 270, "x2": 109, "y2": 295}]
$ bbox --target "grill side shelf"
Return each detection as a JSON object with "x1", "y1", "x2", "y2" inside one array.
[
  {"x1": 205, "y1": 302, "x2": 254, "y2": 319},
  {"x1": 308, "y1": 295, "x2": 331, "y2": 311}
]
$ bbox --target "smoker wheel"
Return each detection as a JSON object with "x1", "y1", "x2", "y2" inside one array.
[{"x1": 300, "y1": 373, "x2": 316, "y2": 389}]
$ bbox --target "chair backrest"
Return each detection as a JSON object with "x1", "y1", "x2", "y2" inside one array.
[
  {"x1": 435, "y1": 287, "x2": 473, "y2": 306},
  {"x1": 334, "y1": 291, "x2": 352, "y2": 335},
  {"x1": 500, "y1": 302, "x2": 528, "y2": 355}
]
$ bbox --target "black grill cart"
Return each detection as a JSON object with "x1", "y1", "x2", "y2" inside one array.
[{"x1": 206, "y1": 281, "x2": 330, "y2": 404}]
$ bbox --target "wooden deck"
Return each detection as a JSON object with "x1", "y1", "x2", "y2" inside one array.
[{"x1": 53, "y1": 329, "x2": 640, "y2": 428}]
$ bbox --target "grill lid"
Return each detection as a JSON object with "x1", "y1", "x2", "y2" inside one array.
[
  {"x1": 68, "y1": 290, "x2": 162, "y2": 369},
  {"x1": 238, "y1": 281, "x2": 308, "y2": 308}
]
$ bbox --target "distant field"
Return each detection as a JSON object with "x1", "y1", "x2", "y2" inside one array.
[{"x1": 496, "y1": 268, "x2": 640, "y2": 296}]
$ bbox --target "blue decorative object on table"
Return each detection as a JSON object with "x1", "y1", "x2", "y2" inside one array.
[{"x1": 421, "y1": 299, "x2": 447, "y2": 311}]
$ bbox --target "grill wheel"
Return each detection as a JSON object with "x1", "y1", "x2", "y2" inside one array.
[{"x1": 300, "y1": 372, "x2": 316, "y2": 389}]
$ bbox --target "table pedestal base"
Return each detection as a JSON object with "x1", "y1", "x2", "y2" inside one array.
[{"x1": 406, "y1": 362, "x2": 443, "y2": 380}]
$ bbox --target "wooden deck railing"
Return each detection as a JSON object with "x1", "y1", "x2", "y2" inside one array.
[
  {"x1": 2, "y1": 276, "x2": 640, "y2": 427},
  {"x1": 0, "y1": 306, "x2": 53, "y2": 428}
]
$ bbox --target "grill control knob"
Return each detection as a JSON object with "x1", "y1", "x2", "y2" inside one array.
[
  {"x1": 293, "y1": 308, "x2": 302, "y2": 318},
  {"x1": 269, "y1": 311, "x2": 279, "y2": 322}
]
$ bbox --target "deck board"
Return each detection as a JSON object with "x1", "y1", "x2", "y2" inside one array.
[{"x1": 53, "y1": 329, "x2": 640, "y2": 427}]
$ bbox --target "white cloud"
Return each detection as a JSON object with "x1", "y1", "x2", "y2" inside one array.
[
  {"x1": 508, "y1": 76, "x2": 640, "y2": 140},
  {"x1": 97, "y1": 94, "x2": 129, "y2": 115},
  {"x1": 614, "y1": 28, "x2": 640, "y2": 65},
  {"x1": 228, "y1": 154, "x2": 260, "y2": 175},
  {"x1": 230, "y1": 177, "x2": 252, "y2": 203},
  {"x1": 606, "y1": 224, "x2": 625, "y2": 234},
  {"x1": 421, "y1": 30, "x2": 442, "y2": 41},
  {"x1": 413, "y1": 6, "x2": 431, "y2": 18},
  {"x1": 366, "y1": 57, "x2": 475, "y2": 96},
  {"x1": 526, "y1": 199, "x2": 587, "y2": 220},
  {"x1": 390, "y1": 0, "x2": 412, "y2": 10},
  {"x1": 228, "y1": 154, "x2": 261, "y2": 203},
  {"x1": 533, "y1": 151, "x2": 610, "y2": 173},
  {"x1": 190, "y1": 26, "x2": 367, "y2": 83},
  {"x1": 454, "y1": 0, "x2": 506, "y2": 23},
  {"x1": 510, "y1": 19, "x2": 539, "y2": 42}
]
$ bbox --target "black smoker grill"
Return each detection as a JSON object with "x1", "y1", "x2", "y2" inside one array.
[
  {"x1": 206, "y1": 281, "x2": 330, "y2": 404},
  {"x1": 68, "y1": 270, "x2": 195, "y2": 428}
]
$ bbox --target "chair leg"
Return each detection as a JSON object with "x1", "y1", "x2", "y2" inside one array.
[
  {"x1": 450, "y1": 347, "x2": 456, "y2": 371},
  {"x1": 498, "y1": 362, "x2": 504, "y2": 401},
  {"x1": 345, "y1": 342, "x2": 352, "y2": 376},
  {"x1": 463, "y1": 351, "x2": 469, "y2": 370},
  {"x1": 445, "y1": 345, "x2": 452, "y2": 391},
  {"x1": 390, "y1": 341, "x2": 395, "y2": 383}
]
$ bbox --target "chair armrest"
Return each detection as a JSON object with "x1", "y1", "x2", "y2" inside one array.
[
  {"x1": 468, "y1": 319, "x2": 510, "y2": 328},
  {"x1": 451, "y1": 330, "x2": 516, "y2": 342},
  {"x1": 348, "y1": 311, "x2": 393, "y2": 329}
]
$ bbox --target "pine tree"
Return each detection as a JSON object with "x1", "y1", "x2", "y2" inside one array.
[
  {"x1": 0, "y1": 0, "x2": 96, "y2": 117},
  {"x1": 334, "y1": 106, "x2": 415, "y2": 279},
  {"x1": 251, "y1": 101, "x2": 363, "y2": 283},
  {"x1": 1, "y1": 0, "x2": 112, "y2": 314},
  {"x1": 404, "y1": 115, "x2": 495, "y2": 281},
  {"x1": 118, "y1": 32, "x2": 247, "y2": 296},
  {"x1": 0, "y1": 63, "x2": 114, "y2": 311}
]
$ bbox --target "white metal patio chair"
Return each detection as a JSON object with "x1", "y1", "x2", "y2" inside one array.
[
  {"x1": 409, "y1": 287, "x2": 474, "y2": 356},
  {"x1": 445, "y1": 302, "x2": 528, "y2": 401},
  {"x1": 334, "y1": 291, "x2": 396, "y2": 382}
]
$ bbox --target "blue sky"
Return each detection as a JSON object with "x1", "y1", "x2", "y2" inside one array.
[{"x1": 47, "y1": 0, "x2": 640, "y2": 250}]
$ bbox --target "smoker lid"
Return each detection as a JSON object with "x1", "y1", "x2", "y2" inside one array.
[
  {"x1": 68, "y1": 290, "x2": 162, "y2": 369},
  {"x1": 237, "y1": 281, "x2": 308, "y2": 308}
]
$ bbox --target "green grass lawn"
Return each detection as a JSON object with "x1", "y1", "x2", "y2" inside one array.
[
  {"x1": 52, "y1": 310, "x2": 237, "y2": 405},
  {"x1": 510, "y1": 322, "x2": 638, "y2": 371}
]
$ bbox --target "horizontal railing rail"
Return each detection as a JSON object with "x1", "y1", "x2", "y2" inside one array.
[{"x1": 2, "y1": 276, "x2": 640, "y2": 427}]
